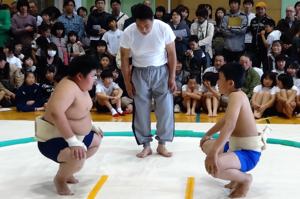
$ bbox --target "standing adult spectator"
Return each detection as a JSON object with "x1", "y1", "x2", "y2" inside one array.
[
  {"x1": 110, "y1": 0, "x2": 129, "y2": 31},
  {"x1": 191, "y1": 7, "x2": 214, "y2": 67},
  {"x1": 11, "y1": 0, "x2": 37, "y2": 51},
  {"x1": 221, "y1": 0, "x2": 247, "y2": 62},
  {"x1": 243, "y1": 0, "x2": 255, "y2": 54},
  {"x1": 250, "y1": 1, "x2": 273, "y2": 69},
  {"x1": 58, "y1": 0, "x2": 85, "y2": 40},
  {"x1": 277, "y1": 6, "x2": 298, "y2": 56},
  {"x1": 28, "y1": 0, "x2": 42, "y2": 26},
  {"x1": 86, "y1": 0, "x2": 111, "y2": 47},
  {"x1": 0, "y1": 1, "x2": 11, "y2": 48},
  {"x1": 120, "y1": 4, "x2": 177, "y2": 158}
]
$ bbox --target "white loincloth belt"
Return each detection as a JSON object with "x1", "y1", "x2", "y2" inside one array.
[
  {"x1": 35, "y1": 116, "x2": 85, "y2": 142},
  {"x1": 229, "y1": 133, "x2": 267, "y2": 152}
]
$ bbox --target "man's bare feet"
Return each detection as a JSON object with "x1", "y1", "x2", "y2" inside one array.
[
  {"x1": 136, "y1": 146, "x2": 152, "y2": 158},
  {"x1": 191, "y1": 111, "x2": 196, "y2": 116},
  {"x1": 54, "y1": 176, "x2": 73, "y2": 195},
  {"x1": 212, "y1": 112, "x2": 218, "y2": 117},
  {"x1": 67, "y1": 175, "x2": 79, "y2": 184},
  {"x1": 208, "y1": 112, "x2": 213, "y2": 117},
  {"x1": 224, "y1": 181, "x2": 238, "y2": 189},
  {"x1": 156, "y1": 144, "x2": 172, "y2": 157},
  {"x1": 229, "y1": 174, "x2": 252, "y2": 198}
]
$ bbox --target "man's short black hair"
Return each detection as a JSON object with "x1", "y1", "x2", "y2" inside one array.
[
  {"x1": 243, "y1": 0, "x2": 254, "y2": 5},
  {"x1": 110, "y1": 0, "x2": 120, "y2": 6},
  {"x1": 229, "y1": 0, "x2": 241, "y2": 5},
  {"x1": 275, "y1": 54, "x2": 287, "y2": 62},
  {"x1": 295, "y1": 1, "x2": 300, "y2": 9},
  {"x1": 219, "y1": 63, "x2": 245, "y2": 89},
  {"x1": 68, "y1": 55, "x2": 99, "y2": 77},
  {"x1": 107, "y1": 15, "x2": 117, "y2": 26},
  {"x1": 265, "y1": 18, "x2": 276, "y2": 27},
  {"x1": 63, "y1": 0, "x2": 75, "y2": 7},
  {"x1": 95, "y1": 0, "x2": 105, "y2": 4},
  {"x1": 77, "y1": 6, "x2": 88, "y2": 16},
  {"x1": 133, "y1": 3, "x2": 153, "y2": 20}
]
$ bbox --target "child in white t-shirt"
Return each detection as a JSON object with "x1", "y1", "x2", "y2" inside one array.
[
  {"x1": 95, "y1": 69, "x2": 124, "y2": 117},
  {"x1": 102, "y1": 16, "x2": 123, "y2": 57},
  {"x1": 182, "y1": 75, "x2": 201, "y2": 115},
  {"x1": 199, "y1": 72, "x2": 220, "y2": 117},
  {"x1": 275, "y1": 73, "x2": 298, "y2": 118},
  {"x1": 251, "y1": 72, "x2": 277, "y2": 119}
]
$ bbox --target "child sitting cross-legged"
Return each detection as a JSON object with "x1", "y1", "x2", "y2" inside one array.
[
  {"x1": 251, "y1": 72, "x2": 277, "y2": 119},
  {"x1": 200, "y1": 72, "x2": 220, "y2": 117},
  {"x1": 182, "y1": 74, "x2": 201, "y2": 115},
  {"x1": 95, "y1": 69, "x2": 124, "y2": 117}
]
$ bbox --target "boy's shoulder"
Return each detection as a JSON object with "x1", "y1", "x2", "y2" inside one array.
[{"x1": 228, "y1": 91, "x2": 247, "y2": 102}]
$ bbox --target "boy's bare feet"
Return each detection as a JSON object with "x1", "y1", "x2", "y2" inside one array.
[
  {"x1": 157, "y1": 144, "x2": 172, "y2": 157},
  {"x1": 54, "y1": 176, "x2": 73, "y2": 195},
  {"x1": 224, "y1": 181, "x2": 238, "y2": 189},
  {"x1": 229, "y1": 174, "x2": 252, "y2": 198},
  {"x1": 67, "y1": 175, "x2": 79, "y2": 184},
  {"x1": 136, "y1": 146, "x2": 152, "y2": 158}
]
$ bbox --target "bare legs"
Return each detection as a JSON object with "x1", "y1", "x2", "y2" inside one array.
[
  {"x1": 204, "y1": 95, "x2": 219, "y2": 117},
  {"x1": 201, "y1": 140, "x2": 252, "y2": 198},
  {"x1": 54, "y1": 134, "x2": 101, "y2": 195},
  {"x1": 276, "y1": 90, "x2": 296, "y2": 118},
  {"x1": 253, "y1": 92, "x2": 273, "y2": 119},
  {"x1": 136, "y1": 144, "x2": 172, "y2": 158}
]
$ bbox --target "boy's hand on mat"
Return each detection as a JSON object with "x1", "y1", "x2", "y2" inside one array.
[
  {"x1": 205, "y1": 153, "x2": 218, "y2": 176},
  {"x1": 71, "y1": 146, "x2": 86, "y2": 160},
  {"x1": 200, "y1": 135, "x2": 211, "y2": 149}
]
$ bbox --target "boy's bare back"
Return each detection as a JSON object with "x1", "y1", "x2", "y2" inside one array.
[{"x1": 225, "y1": 91, "x2": 258, "y2": 138}]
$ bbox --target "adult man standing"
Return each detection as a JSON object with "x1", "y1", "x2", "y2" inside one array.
[
  {"x1": 110, "y1": 0, "x2": 129, "y2": 31},
  {"x1": 120, "y1": 4, "x2": 177, "y2": 158},
  {"x1": 57, "y1": 0, "x2": 85, "y2": 39},
  {"x1": 87, "y1": 0, "x2": 111, "y2": 47},
  {"x1": 221, "y1": 0, "x2": 248, "y2": 62}
]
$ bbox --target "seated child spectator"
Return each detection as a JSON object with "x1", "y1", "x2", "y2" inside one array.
[
  {"x1": 22, "y1": 55, "x2": 37, "y2": 73},
  {"x1": 102, "y1": 16, "x2": 123, "y2": 57},
  {"x1": 182, "y1": 74, "x2": 201, "y2": 115},
  {"x1": 185, "y1": 35, "x2": 206, "y2": 83},
  {"x1": 0, "y1": 53, "x2": 24, "y2": 107},
  {"x1": 67, "y1": 31, "x2": 85, "y2": 62},
  {"x1": 275, "y1": 73, "x2": 298, "y2": 118},
  {"x1": 51, "y1": 22, "x2": 68, "y2": 65},
  {"x1": 260, "y1": 19, "x2": 281, "y2": 53},
  {"x1": 14, "y1": 41, "x2": 25, "y2": 61},
  {"x1": 200, "y1": 72, "x2": 220, "y2": 117},
  {"x1": 266, "y1": 40, "x2": 284, "y2": 72},
  {"x1": 40, "y1": 66, "x2": 56, "y2": 102},
  {"x1": 99, "y1": 54, "x2": 113, "y2": 72},
  {"x1": 272, "y1": 54, "x2": 287, "y2": 75},
  {"x1": 251, "y1": 72, "x2": 277, "y2": 119},
  {"x1": 95, "y1": 69, "x2": 124, "y2": 117},
  {"x1": 3, "y1": 42, "x2": 22, "y2": 69},
  {"x1": 15, "y1": 72, "x2": 46, "y2": 112},
  {"x1": 174, "y1": 58, "x2": 189, "y2": 112},
  {"x1": 203, "y1": 53, "x2": 226, "y2": 75},
  {"x1": 200, "y1": 63, "x2": 266, "y2": 198},
  {"x1": 91, "y1": 40, "x2": 109, "y2": 61},
  {"x1": 286, "y1": 62, "x2": 299, "y2": 84}
]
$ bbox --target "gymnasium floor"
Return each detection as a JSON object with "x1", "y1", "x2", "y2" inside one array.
[{"x1": 0, "y1": 109, "x2": 300, "y2": 199}]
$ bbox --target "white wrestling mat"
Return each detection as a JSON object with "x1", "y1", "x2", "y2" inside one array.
[{"x1": 0, "y1": 121, "x2": 300, "y2": 199}]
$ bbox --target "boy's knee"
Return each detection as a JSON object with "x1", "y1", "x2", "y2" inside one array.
[{"x1": 112, "y1": 89, "x2": 119, "y2": 96}]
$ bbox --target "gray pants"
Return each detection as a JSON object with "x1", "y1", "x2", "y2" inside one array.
[{"x1": 132, "y1": 65, "x2": 174, "y2": 146}]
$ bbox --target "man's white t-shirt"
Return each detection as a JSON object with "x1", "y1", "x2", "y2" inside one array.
[
  {"x1": 120, "y1": 19, "x2": 176, "y2": 68},
  {"x1": 253, "y1": 85, "x2": 277, "y2": 95},
  {"x1": 102, "y1": 29, "x2": 123, "y2": 56},
  {"x1": 95, "y1": 80, "x2": 120, "y2": 96}
]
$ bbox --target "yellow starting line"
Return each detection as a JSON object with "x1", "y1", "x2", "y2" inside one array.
[
  {"x1": 185, "y1": 177, "x2": 195, "y2": 199},
  {"x1": 87, "y1": 175, "x2": 109, "y2": 199}
]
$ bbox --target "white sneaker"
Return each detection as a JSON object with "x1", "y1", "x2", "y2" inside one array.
[{"x1": 174, "y1": 104, "x2": 181, "y2": 113}]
